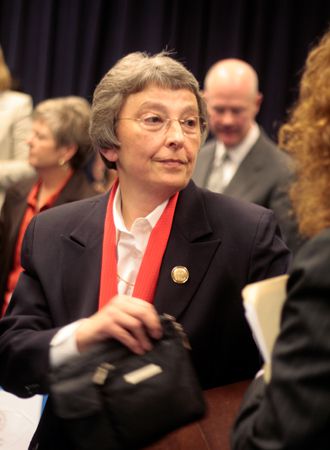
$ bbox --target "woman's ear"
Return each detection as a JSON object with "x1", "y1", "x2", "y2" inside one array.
[
  {"x1": 59, "y1": 144, "x2": 78, "y2": 164},
  {"x1": 99, "y1": 147, "x2": 119, "y2": 164}
]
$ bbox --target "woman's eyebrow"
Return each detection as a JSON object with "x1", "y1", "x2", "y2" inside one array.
[
  {"x1": 137, "y1": 101, "x2": 198, "y2": 115},
  {"x1": 137, "y1": 101, "x2": 167, "y2": 112}
]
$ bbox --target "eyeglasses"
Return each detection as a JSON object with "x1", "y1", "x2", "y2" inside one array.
[{"x1": 117, "y1": 114, "x2": 206, "y2": 135}]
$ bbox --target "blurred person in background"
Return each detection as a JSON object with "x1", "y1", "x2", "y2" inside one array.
[
  {"x1": 193, "y1": 58, "x2": 303, "y2": 255},
  {"x1": 85, "y1": 152, "x2": 117, "y2": 193},
  {"x1": 0, "y1": 45, "x2": 34, "y2": 211},
  {"x1": 232, "y1": 28, "x2": 330, "y2": 450},
  {"x1": 0, "y1": 96, "x2": 97, "y2": 316}
]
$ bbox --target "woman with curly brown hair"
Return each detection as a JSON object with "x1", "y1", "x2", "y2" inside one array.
[
  {"x1": 232, "y1": 29, "x2": 330, "y2": 450},
  {"x1": 279, "y1": 38, "x2": 330, "y2": 239}
]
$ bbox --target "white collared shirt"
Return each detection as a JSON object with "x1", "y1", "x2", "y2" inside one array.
[
  {"x1": 212, "y1": 123, "x2": 260, "y2": 189},
  {"x1": 113, "y1": 186, "x2": 168, "y2": 295}
]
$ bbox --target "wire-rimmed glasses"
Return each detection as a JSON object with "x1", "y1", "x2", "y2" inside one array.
[{"x1": 117, "y1": 114, "x2": 206, "y2": 135}]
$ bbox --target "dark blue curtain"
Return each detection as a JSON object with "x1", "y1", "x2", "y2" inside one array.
[{"x1": 1, "y1": 0, "x2": 329, "y2": 139}]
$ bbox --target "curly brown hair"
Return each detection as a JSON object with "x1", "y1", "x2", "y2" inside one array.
[{"x1": 278, "y1": 29, "x2": 330, "y2": 238}]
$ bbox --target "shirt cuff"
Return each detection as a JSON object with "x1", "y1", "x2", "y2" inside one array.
[{"x1": 49, "y1": 319, "x2": 87, "y2": 368}]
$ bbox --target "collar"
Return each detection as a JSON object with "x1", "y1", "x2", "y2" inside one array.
[
  {"x1": 27, "y1": 169, "x2": 73, "y2": 211},
  {"x1": 215, "y1": 122, "x2": 260, "y2": 164},
  {"x1": 99, "y1": 180, "x2": 178, "y2": 307},
  {"x1": 113, "y1": 185, "x2": 169, "y2": 234}
]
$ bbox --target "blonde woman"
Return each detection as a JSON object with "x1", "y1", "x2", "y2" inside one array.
[
  {"x1": 0, "y1": 46, "x2": 34, "y2": 209},
  {"x1": 0, "y1": 96, "x2": 97, "y2": 316}
]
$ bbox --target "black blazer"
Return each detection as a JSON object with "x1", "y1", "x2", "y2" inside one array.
[
  {"x1": 0, "y1": 181, "x2": 290, "y2": 449},
  {"x1": 232, "y1": 228, "x2": 330, "y2": 450},
  {"x1": 0, "y1": 169, "x2": 97, "y2": 311},
  {"x1": 193, "y1": 131, "x2": 304, "y2": 254}
]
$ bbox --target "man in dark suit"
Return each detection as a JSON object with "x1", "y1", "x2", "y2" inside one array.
[
  {"x1": 193, "y1": 59, "x2": 303, "y2": 254},
  {"x1": 0, "y1": 52, "x2": 290, "y2": 449}
]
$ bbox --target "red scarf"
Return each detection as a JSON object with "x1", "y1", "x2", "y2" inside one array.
[{"x1": 99, "y1": 180, "x2": 179, "y2": 309}]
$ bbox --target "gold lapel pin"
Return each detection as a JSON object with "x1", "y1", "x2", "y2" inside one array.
[{"x1": 171, "y1": 266, "x2": 189, "y2": 284}]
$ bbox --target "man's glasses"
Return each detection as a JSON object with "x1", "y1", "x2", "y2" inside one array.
[{"x1": 117, "y1": 114, "x2": 206, "y2": 135}]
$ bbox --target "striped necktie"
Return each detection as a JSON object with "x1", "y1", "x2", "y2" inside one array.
[{"x1": 206, "y1": 151, "x2": 230, "y2": 193}]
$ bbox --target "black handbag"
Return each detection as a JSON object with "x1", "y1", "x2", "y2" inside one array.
[{"x1": 49, "y1": 314, "x2": 206, "y2": 449}]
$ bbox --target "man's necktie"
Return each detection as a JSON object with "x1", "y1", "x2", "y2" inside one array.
[{"x1": 206, "y1": 151, "x2": 230, "y2": 193}]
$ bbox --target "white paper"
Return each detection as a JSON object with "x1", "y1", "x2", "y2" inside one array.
[{"x1": 0, "y1": 389, "x2": 44, "y2": 449}]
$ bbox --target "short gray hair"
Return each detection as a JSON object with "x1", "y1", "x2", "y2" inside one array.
[
  {"x1": 90, "y1": 51, "x2": 208, "y2": 169},
  {"x1": 33, "y1": 96, "x2": 93, "y2": 169}
]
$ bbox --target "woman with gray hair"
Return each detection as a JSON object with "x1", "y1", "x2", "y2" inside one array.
[
  {"x1": 0, "y1": 52, "x2": 289, "y2": 449},
  {"x1": 0, "y1": 96, "x2": 96, "y2": 316}
]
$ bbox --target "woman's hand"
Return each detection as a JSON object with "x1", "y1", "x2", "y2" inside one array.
[{"x1": 75, "y1": 295, "x2": 162, "y2": 354}]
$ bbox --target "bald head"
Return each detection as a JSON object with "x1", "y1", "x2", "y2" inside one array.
[
  {"x1": 204, "y1": 59, "x2": 259, "y2": 97},
  {"x1": 203, "y1": 59, "x2": 262, "y2": 147}
]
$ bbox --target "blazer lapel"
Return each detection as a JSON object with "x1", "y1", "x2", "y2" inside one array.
[
  {"x1": 154, "y1": 182, "x2": 221, "y2": 319},
  {"x1": 7, "y1": 178, "x2": 36, "y2": 245},
  {"x1": 60, "y1": 193, "x2": 109, "y2": 320},
  {"x1": 193, "y1": 139, "x2": 217, "y2": 186}
]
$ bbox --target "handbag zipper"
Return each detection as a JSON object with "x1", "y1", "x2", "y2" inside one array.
[
  {"x1": 162, "y1": 314, "x2": 191, "y2": 350},
  {"x1": 93, "y1": 362, "x2": 115, "y2": 385}
]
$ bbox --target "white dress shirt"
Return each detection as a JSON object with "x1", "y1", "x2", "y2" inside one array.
[
  {"x1": 113, "y1": 187, "x2": 167, "y2": 295},
  {"x1": 207, "y1": 123, "x2": 260, "y2": 192}
]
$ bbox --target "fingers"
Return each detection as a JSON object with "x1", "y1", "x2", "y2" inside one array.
[
  {"x1": 108, "y1": 316, "x2": 152, "y2": 354},
  {"x1": 110, "y1": 296, "x2": 162, "y2": 340},
  {"x1": 75, "y1": 295, "x2": 162, "y2": 354}
]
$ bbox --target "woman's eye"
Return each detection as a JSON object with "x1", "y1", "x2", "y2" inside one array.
[
  {"x1": 143, "y1": 115, "x2": 163, "y2": 124},
  {"x1": 184, "y1": 117, "x2": 198, "y2": 128}
]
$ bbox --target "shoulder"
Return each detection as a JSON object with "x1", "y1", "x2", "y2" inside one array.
[
  {"x1": 4, "y1": 175, "x2": 36, "y2": 199},
  {"x1": 182, "y1": 181, "x2": 276, "y2": 236},
  {"x1": 199, "y1": 183, "x2": 271, "y2": 218},
  {"x1": 179, "y1": 182, "x2": 290, "y2": 276},
  {"x1": 289, "y1": 228, "x2": 330, "y2": 288},
  {"x1": 33, "y1": 193, "x2": 107, "y2": 232},
  {"x1": 205, "y1": 191, "x2": 280, "y2": 246},
  {"x1": 255, "y1": 130, "x2": 292, "y2": 170},
  {"x1": 0, "y1": 90, "x2": 33, "y2": 109},
  {"x1": 21, "y1": 193, "x2": 106, "y2": 261}
]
